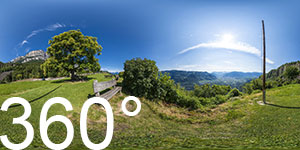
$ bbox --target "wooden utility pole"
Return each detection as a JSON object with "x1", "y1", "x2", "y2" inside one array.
[{"x1": 262, "y1": 20, "x2": 266, "y2": 104}]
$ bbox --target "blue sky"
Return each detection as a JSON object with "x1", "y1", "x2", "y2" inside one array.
[{"x1": 0, "y1": 0, "x2": 299, "y2": 72}]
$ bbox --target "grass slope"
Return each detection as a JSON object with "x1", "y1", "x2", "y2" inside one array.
[{"x1": 1, "y1": 73, "x2": 300, "y2": 149}]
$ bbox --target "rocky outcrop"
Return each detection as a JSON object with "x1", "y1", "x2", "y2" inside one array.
[
  {"x1": 267, "y1": 61, "x2": 300, "y2": 79},
  {"x1": 11, "y1": 50, "x2": 48, "y2": 63}
]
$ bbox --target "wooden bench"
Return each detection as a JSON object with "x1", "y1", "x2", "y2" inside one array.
[
  {"x1": 93, "y1": 79, "x2": 122, "y2": 100},
  {"x1": 104, "y1": 74, "x2": 114, "y2": 78}
]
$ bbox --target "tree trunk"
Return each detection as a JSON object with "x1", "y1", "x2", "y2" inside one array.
[{"x1": 71, "y1": 70, "x2": 75, "y2": 81}]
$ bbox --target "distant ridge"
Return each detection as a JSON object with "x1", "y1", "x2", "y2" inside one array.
[
  {"x1": 215, "y1": 71, "x2": 262, "y2": 79},
  {"x1": 161, "y1": 70, "x2": 261, "y2": 90}
]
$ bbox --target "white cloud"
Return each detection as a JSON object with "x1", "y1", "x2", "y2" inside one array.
[
  {"x1": 101, "y1": 67, "x2": 123, "y2": 73},
  {"x1": 164, "y1": 63, "x2": 261, "y2": 73},
  {"x1": 26, "y1": 23, "x2": 66, "y2": 39},
  {"x1": 46, "y1": 23, "x2": 66, "y2": 31},
  {"x1": 178, "y1": 39, "x2": 274, "y2": 64},
  {"x1": 20, "y1": 40, "x2": 28, "y2": 46},
  {"x1": 15, "y1": 23, "x2": 68, "y2": 56}
]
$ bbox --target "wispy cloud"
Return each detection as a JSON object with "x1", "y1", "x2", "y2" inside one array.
[
  {"x1": 20, "y1": 40, "x2": 28, "y2": 47},
  {"x1": 178, "y1": 39, "x2": 274, "y2": 64},
  {"x1": 26, "y1": 23, "x2": 66, "y2": 39},
  {"x1": 164, "y1": 63, "x2": 261, "y2": 73},
  {"x1": 15, "y1": 23, "x2": 67, "y2": 56}
]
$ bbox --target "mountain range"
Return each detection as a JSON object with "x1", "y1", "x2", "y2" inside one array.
[
  {"x1": 162, "y1": 70, "x2": 261, "y2": 90},
  {"x1": 3, "y1": 50, "x2": 300, "y2": 90}
]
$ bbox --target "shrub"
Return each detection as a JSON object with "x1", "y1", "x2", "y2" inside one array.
[
  {"x1": 122, "y1": 58, "x2": 159, "y2": 99},
  {"x1": 284, "y1": 66, "x2": 300, "y2": 80},
  {"x1": 214, "y1": 95, "x2": 228, "y2": 105},
  {"x1": 242, "y1": 83, "x2": 253, "y2": 94},
  {"x1": 227, "y1": 88, "x2": 242, "y2": 98},
  {"x1": 251, "y1": 78, "x2": 263, "y2": 90},
  {"x1": 119, "y1": 71, "x2": 124, "y2": 78},
  {"x1": 194, "y1": 84, "x2": 231, "y2": 98}
]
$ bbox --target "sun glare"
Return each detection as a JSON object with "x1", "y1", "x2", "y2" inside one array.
[{"x1": 221, "y1": 34, "x2": 234, "y2": 43}]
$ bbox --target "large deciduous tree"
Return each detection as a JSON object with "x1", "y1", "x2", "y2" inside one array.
[
  {"x1": 122, "y1": 58, "x2": 160, "y2": 99},
  {"x1": 41, "y1": 30, "x2": 102, "y2": 80}
]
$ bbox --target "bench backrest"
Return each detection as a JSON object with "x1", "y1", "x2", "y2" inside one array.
[
  {"x1": 104, "y1": 74, "x2": 114, "y2": 78},
  {"x1": 93, "y1": 79, "x2": 117, "y2": 93}
]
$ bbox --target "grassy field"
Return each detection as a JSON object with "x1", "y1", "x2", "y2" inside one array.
[{"x1": 1, "y1": 73, "x2": 300, "y2": 149}]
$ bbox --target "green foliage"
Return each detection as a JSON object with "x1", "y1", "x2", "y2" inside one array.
[
  {"x1": 243, "y1": 66, "x2": 300, "y2": 94},
  {"x1": 175, "y1": 93, "x2": 203, "y2": 110},
  {"x1": 158, "y1": 72, "x2": 180, "y2": 103},
  {"x1": 251, "y1": 78, "x2": 263, "y2": 90},
  {"x1": 41, "y1": 29, "x2": 102, "y2": 80},
  {"x1": 161, "y1": 70, "x2": 216, "y2": 90},
  {"x1": 267, "y1": 61, "x2": 300, "y2": 79},
  {"x1": 214, "y1": 95, "x2": 228, "y2": 104},
  {"x1": 0, "y1": 61, "x2": 45, "y2": 83},
  {"x1": 227, "y1": 88, "x2": 242, "y2": 98},
  {"x1": 283, "y1": 66, "x2": 300, "y2": 80},
  {"x1": 118, "y1": 71, "x2": 124, "y2": 78},
  {"x1": 242, "y1": 78, "x2": 265, "y2": 94},
  {"x1": 193, "y1": 84, "x2": 231, "y2": 98},
  {"x1": 123, "y1": 58, "x2": 202, "y2": 109},
  {"x1": 242, "y1": 83, "x2": 253, "y2": 94},
  {"x1": 123, "y1": 58, "x2": 232, "y2": 110},
  {"x1": 122, "y1": 58, "x2": 159, "y2": 99}
]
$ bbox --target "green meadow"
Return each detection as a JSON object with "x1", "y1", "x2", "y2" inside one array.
[{"x1": 1, "y1": 73, "x2": 300, "y2": 149}]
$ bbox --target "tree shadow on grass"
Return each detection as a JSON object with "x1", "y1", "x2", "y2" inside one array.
[
  {"x1": 265, "y1": 102, "x2": 300, "y2": 109},
  {"x1": 8, "y1": 85, "x2": 62, "y2": 108},
  {"x1": 51, "y1": 76, "x2": 95, "y2": 84}
]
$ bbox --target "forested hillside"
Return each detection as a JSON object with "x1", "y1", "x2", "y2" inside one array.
[
  {"x1": 267, "y1": 61, "x2": 300, "y2": 79},
  {"x1": 162, "y1": 70, "x2": 261, "y2": 90},
  {"x1": 161, "y1": 70, "x2": 216, "y2": 90},
  {"x1": 0, "y1": 61, "x2": 44, "y2": 83},
  {"x1": 243, "y1": 61, "x2": 300, "y2": 94}
]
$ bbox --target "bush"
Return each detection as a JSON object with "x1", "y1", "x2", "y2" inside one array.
[
  {"x1": 284, "y1": 66, "x2": 300, "y2": 80},
  {"x1": 214, "y1": 95, "x2": 228, "y2": 105},
  {"x1": 194, "y1": 84, "x2": 231, "y2": 98},
  {"x1": 119, "y1": 71, "x2": 124, "y2": 78},
  {"x1": 185, "y1": 95, "x2": 202, "y2": 110},
  {"x1": 242, "y1": 83, "x2": 253, "y2": 94},
  {"x1": 122, "y1": 58, "x2": 159, "y2": 99},
  {"x1": 251, "y1": 78, "x2": 263, "y2": 90},
  {"x1": 227, "y1": 88, "x2": 242, "y2": 98},
  {"x1": 198, "y1": 97, "x2": 210, "y2": 106},
  {"x1": 266, "y1": 80, "x2": 279, "y2": 89}
]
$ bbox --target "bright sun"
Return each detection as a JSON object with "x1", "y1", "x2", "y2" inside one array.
[{"x1": 221, "y1": 34, "x2": 234, "y2": 42}]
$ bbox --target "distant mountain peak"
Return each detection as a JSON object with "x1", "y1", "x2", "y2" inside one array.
[{"x1": 11, "y1": 50, "x2": 48, "y2": 63}]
